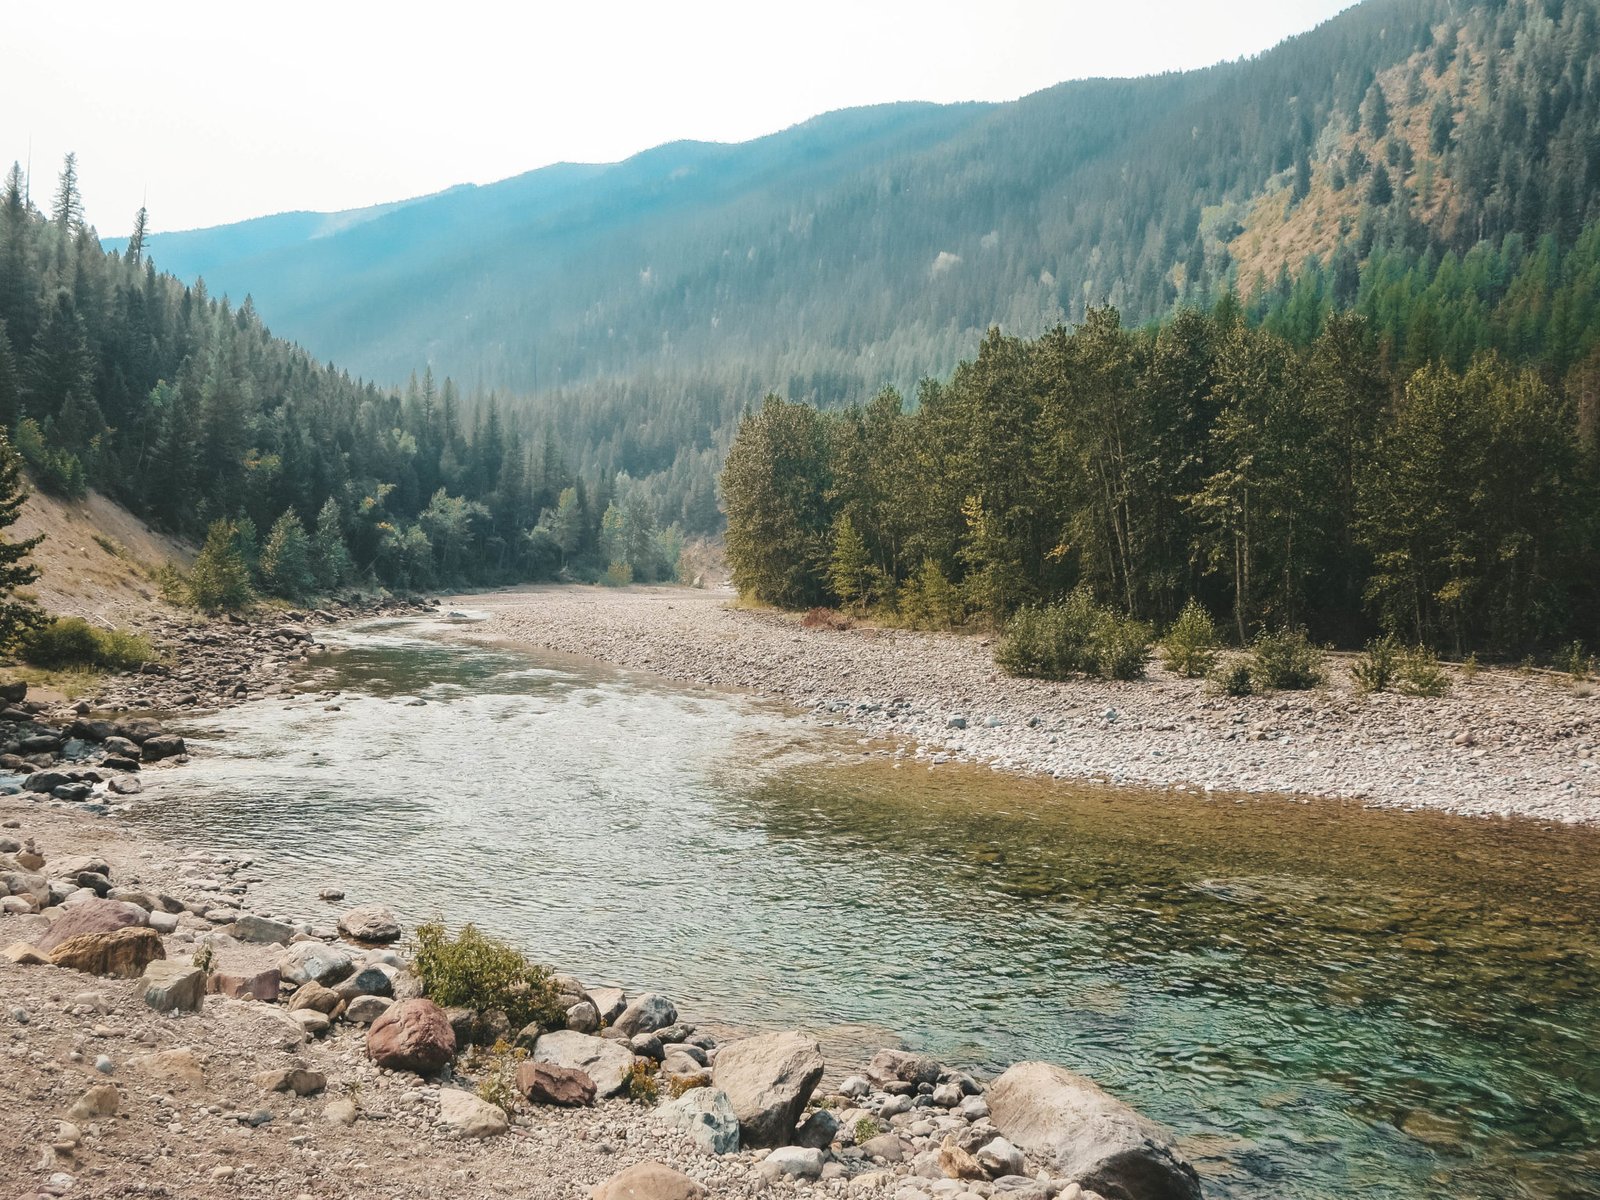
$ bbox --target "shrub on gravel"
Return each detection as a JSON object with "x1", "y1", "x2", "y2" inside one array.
[
  {"x1": 412, "y1": 921, "x2": 564, "y2": 1031},
  {"x1": 1352, "y1": 635, "x2": 1401, "y2": 694},
  {"x1": 1249, "y1": 627, "x2": 1325, "y2": 690},
  {"x1": 20, "y1": 617, "x2": 156, "y2": 671},
  {"x1": 997, "y1": 589, "x2": 1151, "y2": 681},
  {"x1": 1160, "y1": 599, "x2": 1220, "y2": 678},
  {"x1": 1396, "y1": 645, "x2": 1451, "y2": 697}
]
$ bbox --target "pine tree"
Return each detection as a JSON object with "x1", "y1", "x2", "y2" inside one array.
[
  {"x1": 185, "y1": 520, "x2": 254, "y2": 613},
  {"x1": 126, "y1": 206, "x2": 149, "y2": 266},
  {"x1": 261, "y1": 509, "x2": 313, "y2": 599},
  {"x1": 0, "y1": 429, "x2": 42, "y2": 648},
  {"x1": 311, "y1": 498, "x2": 353, "y2": 590},
  {"x1": 827, "y1": 513, "x2": 872, "y2": 610}
]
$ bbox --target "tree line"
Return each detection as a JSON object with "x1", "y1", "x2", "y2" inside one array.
[
  {"x1": 0, "y1": 159, "x2": 685, "y2": 604},
  {"x1": 723, "y1": 298, "x2": 1599, "y2": 655}
]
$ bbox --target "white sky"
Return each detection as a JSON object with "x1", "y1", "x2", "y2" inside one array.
[{"x1": 6, "y1": 0, "x2": 1355, "y2": 236}]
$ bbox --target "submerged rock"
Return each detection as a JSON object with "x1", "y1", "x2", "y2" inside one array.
[{"x1": 987, "y1": 1061, "x2": 1201, "y2": 1200}]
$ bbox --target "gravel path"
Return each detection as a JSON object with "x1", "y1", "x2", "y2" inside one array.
[{"x1": 463, "y1": 585, "x2": 1600, "y2": 824}]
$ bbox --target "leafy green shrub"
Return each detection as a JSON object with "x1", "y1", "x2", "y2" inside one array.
[
  {"x1": 1396, "y1": 645, "x2": 1451, "y2": 697},
  {"x1": 1352, "y1": 634, "x2": 1400, "y2": 693},
  {"x1": 602, "y1": 561, "x2": 633, "y2": 587},
  {"x1": 471, "y1": 1041, "x2": 525, "y2": 1112},
  {"x1": 1249, "y1": 627, "x2": 1325, "y2": 690},
  {"x1": 996, "y1": 589, "x2": 1151, "y2": 681},
  {"x1": 411, "y1": 921, "x2": 564, "y2": 1031},
  {"x1": 1213, "y1": 659, "x2": 1255, "y2": 696},
  {"x1": 19, "y1": 617, "x2": 156, "y2": 671},
  {"x1": 1160, "y1": 599, "x2": 1220, "y2": 678},
  {"x1": 1460, "y1": 652, "x2": 1479, "y2": 680},
  {"x1": 14, "y1": 418, "x2": 86, "y2": 498}
]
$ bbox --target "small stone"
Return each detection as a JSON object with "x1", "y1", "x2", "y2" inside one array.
[
  {"x1": 142, "y1": 961, "x2": 205, "y2": 1013},
  {"x1": 658, "y1": 1086, "x2": 739, "y2": 1154},
  {"x1": 67, "y1": 1083, "x2": 118, "y2": 1121},
  {"x1": 590, "y1": 1163, "x2": 706, "y2": 1200},
  {"x1": 514, "y1": 1060, "x2": 596, "y2": 1107},
  {"x1": 94, "y1": 1055, "x2": 114, "y2": 1075},
  {"x1": 976, "y1": 1136, "x2": 1025, "y2": 1178},
  {"x1": 760, "y1": 1146, "x2": 824, "y2": 1180},
  {"x1": 324, "y1": 1098, "x2": 358, "y2": 1126},
  {"x1": 253, "y1": 1067, "x2": 327, "y2": 1096},
  {"x1": 438, "y1": 1088, "x2": 508, "y2": 1139}
]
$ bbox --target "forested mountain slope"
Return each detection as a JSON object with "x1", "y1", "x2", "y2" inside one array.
[{"x1": 121, "y1": 0, "x2": 1598, "y2": 409}]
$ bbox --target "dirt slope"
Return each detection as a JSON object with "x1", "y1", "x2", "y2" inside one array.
[{"x1": 9, "y1": 482, "x2": 193, "y2": 630}]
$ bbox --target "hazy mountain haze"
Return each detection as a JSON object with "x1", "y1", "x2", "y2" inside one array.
[{"x1": 10, "y1": 0, "x2": 1355, "y2": 234}]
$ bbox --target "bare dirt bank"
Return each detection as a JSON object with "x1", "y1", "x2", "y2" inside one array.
[{"x1": 461, "y1": 585, "x2": 1600, "y2": 825}]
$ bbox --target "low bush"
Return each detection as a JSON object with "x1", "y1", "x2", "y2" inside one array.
[
  {"x1": 1212, "y1": 659, "x2": 1255, "y2": 696},
  {"x1": 1352, "y1": 634, "x2": 1400, "y2": 694},
  {"x1": 1562, "y1": 641, "x2": 1593, "y2": 681},
  {"x1": 411, "y1": 921, "x2": 565, "y2": 1031},
  {"x1": 623, "y1": 1059, "x2": 659, "y2": 1105},
  {"x1": 996, "y1": 590, "x2": 1152, "y2": 681},
  {"x1": 1160, "y1": 599, "x2": 1220, "y2": 678},
  {"x1": 1396, "y1": 645, "x2": 1451, "y2": 697},
  {"x1": 854, "y1": 1116, "x2": 885, "y2": 1144},
  {"x1": 897, "y1": 558, "x2": 964, "y2": 631},
  {"x1": 1249, "y1": 627, "x2": 1325, "y2": 691},
  {"x1": 602, "y1": 561, "x2": 633, "y2": 588},
  {"x1": 19, "y1": 617, "x2": 157, "y2": 671}
]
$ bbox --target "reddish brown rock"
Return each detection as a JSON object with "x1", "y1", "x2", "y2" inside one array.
[
  {"x1": 515, "y1": 1060, "x2": 597, "y2": 1107},
  {"x1": 366, "y1": 998, "x2": 456, "y2": 1074},
  {"x1": 209, "y1": 966, "x2": 281, "y2": 1002},
  {"x1": 288, "y1": 980, "x2": 341, "y2": 1014},
  {"x1": 49, "y1": 927, "x2": 165, "y2": 978},
  {"x1": 36, "y1": 899, "x2": 147, "y2": 951}
]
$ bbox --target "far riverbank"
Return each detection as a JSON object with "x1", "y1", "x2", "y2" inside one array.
[{"x1": 461, "y1": 584, "x2": 1600, "y2": 824}]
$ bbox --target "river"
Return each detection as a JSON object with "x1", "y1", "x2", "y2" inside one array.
[{"x1": 128, "y1": 614, "x2": 1600, "y2": 1200}]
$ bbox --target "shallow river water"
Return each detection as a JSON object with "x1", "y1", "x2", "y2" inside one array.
[{"x1": 129, "y1": 615, "x2": 1600, "y2": 1200}]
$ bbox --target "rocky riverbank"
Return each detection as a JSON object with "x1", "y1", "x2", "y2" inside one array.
[
  {"x1": 462, "y1": 585, "x2": 1600, "y2": 824},
  {"x1": 2, "y1": 800, "x2": 1203, "y2": 1200}
]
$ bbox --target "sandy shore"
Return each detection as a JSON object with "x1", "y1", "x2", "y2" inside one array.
[{"x1": 461, "y1": 585, "x2": 1600, "y2": 824}]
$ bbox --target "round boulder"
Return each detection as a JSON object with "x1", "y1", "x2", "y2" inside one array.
[{"x1": 366, "y1": 998, "x2": 456, "y2": 1075}]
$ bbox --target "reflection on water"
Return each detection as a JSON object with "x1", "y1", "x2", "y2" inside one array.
[{"x1": 131, "y1": 616, "x2": 1600, "y2": 1200}]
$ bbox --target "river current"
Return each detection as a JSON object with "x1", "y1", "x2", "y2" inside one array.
[{"x1": 128, "y1": 614, "x2": 1600, "y2": 1200}]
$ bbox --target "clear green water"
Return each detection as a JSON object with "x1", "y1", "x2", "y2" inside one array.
[{"x1": 130, "y1": 616, "x2": 1600, "y2": 1200}]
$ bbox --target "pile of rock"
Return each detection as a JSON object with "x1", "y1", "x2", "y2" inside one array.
[{"x1": 3, "y1": 825, "x2": 1203, "y2": 1200}]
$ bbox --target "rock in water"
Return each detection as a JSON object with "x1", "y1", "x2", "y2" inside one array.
[
  {"x1": 366, "y1": 999, "x2": 456, "y2": 1074},
  {"x1": 142, "y1": 961, "x2": 205, "y2": 1012},
  {"x1": 49, "y1": 927, "x2": 165, "y2": 978},
  {"x1": 438, "y1": 1088, "x2": 508, "y2": 1138},
  {"x1": 709, "y1": 1030, "x2": 823, "y2": 1148},
  {"x1": 531, "y1": 1030, "x2": 635, "y2": 1098},
  {"x1": 337, "y1": 904, "x2": 401, "y2": 943},
  {"x1": 590, "y1": 1163, "x2": 706, "y2": 1200},
  {"x1": 612, "y1": 991, "x2": 676, "y2": 1037},
  {"x1": 659, "y1": 1087, "x2": 740, "y2": 1154},
  {"x1": 514, "y1": 1060, "x2": 596, "y2": 1107},
  {"x1": 986, "y1": 1061, "x2": 1202, "y2": 1200}
]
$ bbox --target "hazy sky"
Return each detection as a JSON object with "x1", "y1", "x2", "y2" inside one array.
[{"x1": 8, "y1": 0, "x2": 1355, "y2": 236}]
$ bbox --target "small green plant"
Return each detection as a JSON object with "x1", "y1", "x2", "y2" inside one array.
[
  {"x1": 1213, "y1": 659, "x2": 1255, "y2": 697},
  {"x1": 473, "y1": 1041, "x2": 524, "y2": 1111},
  {"x1": 996, "y1": 589, "x2": 1151, "y2": 681},
  {"x1": 1160, "y1": 599, "x2": 1220, "y2": 678},
  {"x1": 667, "y1": 1072, "x2": 710, "y2": 1099},
  {"x1": 1562, "y1": 641, "x2": 1592, "y2": 681},
  {"x1": 411, "y1": 921, "x2": 565, "y2": 1032},
  {"x1": 192, "y1": 943, "x2": 215, "y2": 974},
  {"x1": 623, "y1": 1059, "x2": 659, "y2": 1105},
  {"x1": 854, "y1": 1116, "x2": 885, "y2": 1144},
  {"x1": 1352, "y1": 634, "x2": 1401, "y2": 694},
  {"x1": 1460, "y1": 652, "x2": 1479, "y2": 680},
  {"x1": 1249, "y1": 627, "x2": 1325, "y2": 691},
  {"x1": 1396, "y1": 645, "x2": 1451, "y2": 697},
  {"x1": 19, "y1": 618, "x2": 157, "y2": 672}
]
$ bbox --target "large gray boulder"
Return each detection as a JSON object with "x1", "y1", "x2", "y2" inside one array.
[
  {"x1": 710, "y1": 1030, "x2": 823, "y2": 1148},
  {"x1": 659, "y1": 1087, "x2": 740, "y2": 1154},
  {"x1": 986, "y1": 1062, "x2": 1201, "y2": 1200},
  {"x1": 532, "y1": 1030, "x2": 635, "y2": 1098},
  {"x1": 612, "y1": 991, "x2": 676, "y2": 1037},
  {"x1": 278, "y1": 942, "x2": 353, "y2": 986}
]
